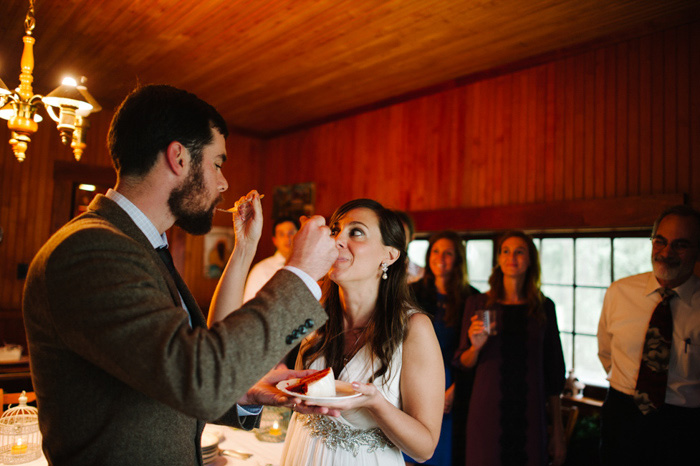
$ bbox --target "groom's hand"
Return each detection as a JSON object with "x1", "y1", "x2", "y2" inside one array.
[
  {"x1": 237, "y1": 368, "x2": 340, "y2": 417},
  {"x1": 286, "y1": 215, "x2": 338, "y2": 281}
]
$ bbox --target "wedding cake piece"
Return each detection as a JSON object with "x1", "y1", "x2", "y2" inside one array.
[{"x1": 286, "y1": 368, "x2": 336, "y2": 397}]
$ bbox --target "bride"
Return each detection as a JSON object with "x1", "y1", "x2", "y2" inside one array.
[{"x1": 281, "y1": 199, "x2": 444, "y2": 466}]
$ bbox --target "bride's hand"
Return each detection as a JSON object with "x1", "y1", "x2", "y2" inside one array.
[
  {"x1": 231, "y1": 190, "x2": 263, "y2": 251},
  {"x1": 309, "y1": 381, "x2": 381, "y2": 412}
]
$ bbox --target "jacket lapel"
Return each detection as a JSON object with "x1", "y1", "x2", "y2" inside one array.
[{"x1": 86, "y1": 194, "x2": 206, "y2": 328}]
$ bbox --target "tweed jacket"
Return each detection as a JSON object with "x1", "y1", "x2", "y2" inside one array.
[{"x1": 23, "y1": 194, "x2": 327, "y2": 466}]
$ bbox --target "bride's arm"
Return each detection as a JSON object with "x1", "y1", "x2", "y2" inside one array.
[
  {"x1": 207, "y1": 191, "x2": 263, "y2": 327},
  {"x1": 346, "y1": 312, "x2": 444, "y2": 462}
]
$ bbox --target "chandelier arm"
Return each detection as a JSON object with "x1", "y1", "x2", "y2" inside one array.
[{"x1": 44, "y1": 105, "x2": 60, "y2": 123}]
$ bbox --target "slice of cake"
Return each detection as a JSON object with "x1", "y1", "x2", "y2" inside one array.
[{"x1": 286, "y1": 367, "x2": 336, "y2": 397}]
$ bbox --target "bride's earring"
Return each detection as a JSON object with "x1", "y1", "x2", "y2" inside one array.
[{"x1": 381, "y1": 262, "x2": 389, "y2": 280}]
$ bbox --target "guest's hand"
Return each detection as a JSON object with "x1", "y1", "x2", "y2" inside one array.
[
  {"x1": 232, "y1": 190, "x2": 263, "y2": 252},
  {"x1": 237, "y1": 368, "x2": 340, "y2": 417},
  {"x1": 287, "y1": 215, "x2": 338, "y2": 281},
  {"x1": 468, "y1": 315, "x2": 489, "y2": 350}
]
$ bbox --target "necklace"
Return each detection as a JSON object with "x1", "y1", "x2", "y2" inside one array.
[{"x1": 343, "y1": 327, "x2": 366, "y2": 365}]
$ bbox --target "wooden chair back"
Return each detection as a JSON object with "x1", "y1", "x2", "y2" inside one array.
[{"x1": 561, "y1": 405, "x2": 579, "y2": 445}]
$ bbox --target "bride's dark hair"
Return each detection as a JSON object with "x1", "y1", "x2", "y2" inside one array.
[{"x1": 300, "y1": 199, "x2": 415, "y2": 381}]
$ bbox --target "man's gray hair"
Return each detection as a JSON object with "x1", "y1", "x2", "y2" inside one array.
[{"x1": 651, "y1": 204, "x2": 700, "y2": 247}]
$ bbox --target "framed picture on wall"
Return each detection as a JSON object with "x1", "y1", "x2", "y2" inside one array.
[
  {"x1": 272, "y1": 182, "x2": 316, "y2": 221},
  {"x1": 203, "y1": 226, "x2": 234, "y2": 279}
]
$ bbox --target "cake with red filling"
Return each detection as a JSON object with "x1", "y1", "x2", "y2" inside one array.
[{"x1": 286, "y1": 367, "x2": 336, "y2": 397}]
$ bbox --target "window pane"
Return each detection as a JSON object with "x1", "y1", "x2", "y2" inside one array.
[
  {"x1": 466, "y1": 239, "x2": 493, "y2": 283},
  {"x1": 542, "y1": 284, "x2": 573, "y2": 333},
  {"x1": 576, "y1": 238, "x2": 612, "y2": 287},
  {"x1": 560, "y1": 332, "x2": 573, "y2": 377},
  {"x1": 574, "y1": 334, "x2": 608, "y2": 387},
  {"x1": 575, "y1": 286, "x2": 606, "y2": 335},
  {"x1": 613, "y1": 238, "x2": 652, "y2": 281},
  {"x1": 540, "y1": 238, "x2": 574, "y2": 285},
  {"x1": 407, "y1": 239, "x2": 429, "y2": 268}
]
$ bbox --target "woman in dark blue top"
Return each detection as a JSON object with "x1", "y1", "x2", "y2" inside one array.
[{"x1": 405, "y1": 231, "x2": 479, "y2": 466}]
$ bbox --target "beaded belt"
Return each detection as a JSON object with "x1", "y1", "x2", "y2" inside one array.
[{"x1": 297, "y1": 414, "x2": 396, "y2": 457}]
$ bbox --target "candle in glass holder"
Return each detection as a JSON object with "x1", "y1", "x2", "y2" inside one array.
[
  {"x1": 11, "y1": 437, "x2": 28, "y2": 455},
  {"x1": 269, "y1": 420, "x2": 281, "y2": 436}
]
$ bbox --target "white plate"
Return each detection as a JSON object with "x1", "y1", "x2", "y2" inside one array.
[
  {"x1": 201, "y1": 432, "x2": 220, "y2": 449},
  {"x1": 276, "y1": 379, "x2": 361, "y2": 405}
]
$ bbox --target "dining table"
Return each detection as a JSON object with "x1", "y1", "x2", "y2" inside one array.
[{"x1": 12, "y1": 424, "x2": 286, "y2": 466}]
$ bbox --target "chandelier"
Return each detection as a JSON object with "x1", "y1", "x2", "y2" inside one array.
[{"x1": 0, "y1": 0, "x2": 101, "y2": 162}]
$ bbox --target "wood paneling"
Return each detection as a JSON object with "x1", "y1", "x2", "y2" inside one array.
[
  {"x1": 1, "y1": 0, "x2": 697, "y2": 136},
  {"x1": 411, "y1": 194, "x2": 685, "y2": 234},
  {"x1": 1, "y1": 20, "x2": 697, "y2": 348},
  {"x1": 258, "y1": 22, "x2": 700, "y2": 222},
  {"x1": 0, "y1": 111, "x2": 111, "y2": 313}
]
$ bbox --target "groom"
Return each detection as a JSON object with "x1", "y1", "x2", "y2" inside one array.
[{"x1": 23, "y1": 84, "x2": 339, "y2": 465}]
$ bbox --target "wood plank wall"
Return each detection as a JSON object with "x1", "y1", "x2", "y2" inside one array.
[
  {"x1": 1, "y1": 20, "x2": 697, "y2": 344},
  {"x1": 0, "y1": 110, "x2": 113, "y2": 343},
  {"x1": 258, "y1": 22, "x2": 699, "y2": 226}
]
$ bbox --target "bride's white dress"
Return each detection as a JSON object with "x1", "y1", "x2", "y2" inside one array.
[{"x1": 280, "y1": 342, "x2": 404, "y2": 466}]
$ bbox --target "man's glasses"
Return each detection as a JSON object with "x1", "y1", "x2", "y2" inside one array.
[{"x1": 650, "y1": 236, "x2": 695, "y2": 253}]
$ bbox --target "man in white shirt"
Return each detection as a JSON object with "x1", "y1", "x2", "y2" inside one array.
[
  {"x1": 243, "y1": 216, "x2": 300, "y2": 302},
  {"x1": 597, "y1": 204, "x2": 700, "y2": 465}
]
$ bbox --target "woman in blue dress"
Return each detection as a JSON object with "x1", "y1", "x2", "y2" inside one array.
[{"x1": 405, "y1": 231, "x2": 479, "y2": 466}]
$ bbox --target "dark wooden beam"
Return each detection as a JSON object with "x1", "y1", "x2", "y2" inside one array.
[{"x1": 411, "y1": 194, "x2": 686, "y2": 234}]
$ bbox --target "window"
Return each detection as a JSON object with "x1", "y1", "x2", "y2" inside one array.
[
  {"x1": 466, "y1": 239, "x2": 493, "y2": 291},
  {"x1": 407, "y1": 240, "x2": 429, "y2": 269},
  {"x1": 407, "y1": 232, "x2": 652, "y2": 388},
  {"x1": 537, "y1": 235, "x2": 652, "y2": 386},
  {"x1": 407, "y1": 238, "x2": 492, "y2": 291}
]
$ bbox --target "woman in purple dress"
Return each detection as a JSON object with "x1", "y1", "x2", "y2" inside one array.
[{"x1": 454, "y1": 230, "x2": 567, "y2": 466}]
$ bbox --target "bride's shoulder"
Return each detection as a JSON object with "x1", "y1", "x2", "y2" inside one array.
[
  {"x1": 404, "y1": 310, "x2": 434, "y2": 340},
  {"x1": 401, "y1": 311, "x2": 441, "y2": 367}
]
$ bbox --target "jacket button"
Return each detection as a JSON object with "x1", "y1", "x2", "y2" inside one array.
[
  {"x1": 304, "y1": 319, "x2": 314, "y2": 328},
  {"x1": 286, "y1": 335, "x2": 294, "y2": 345},
  {"x1": 298, "y1": 325, "x2": 307, "y2": 334},
  {"x1": 291, "y1": 330, "x2": 300, "y2": 339}
]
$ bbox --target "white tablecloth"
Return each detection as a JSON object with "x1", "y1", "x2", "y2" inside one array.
[
  {"x1": 13, "y1": 425, "x2": 284, "y2": 466},
  {"x1": 204, "y1": 424, "x2": 285, "y2": 466}
]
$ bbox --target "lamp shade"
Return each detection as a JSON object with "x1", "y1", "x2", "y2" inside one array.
[
  {"x1": 42, "y1": 79, "x2": 93, "y2": 112},
  {"x1": 76, "y1": 84, "x2": 101, "y2": 117},
  {"x1": 0, "y1": 103, "x2": 13, "y2": 120}
]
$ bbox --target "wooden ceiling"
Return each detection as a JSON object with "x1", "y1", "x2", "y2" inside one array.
[{"x1": 1, "y1": 0, "x2": 698, "y2": 138}]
